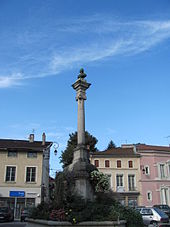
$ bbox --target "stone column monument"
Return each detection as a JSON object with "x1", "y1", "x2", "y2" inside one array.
[
  {"x1": 67, "y1": 68, "x2": 95, "y2": 201},
  {"x1": 72, "y1": 69, "x2": 91, "y2": 162}
]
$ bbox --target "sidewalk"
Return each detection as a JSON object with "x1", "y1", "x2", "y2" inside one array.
[{"x1": 148, "y1": 223, "x2": 170, "y2": 227}]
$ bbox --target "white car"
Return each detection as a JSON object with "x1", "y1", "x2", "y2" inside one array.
[{"x1": 136, "y1": 207, "x2": 169, "y2": 226}]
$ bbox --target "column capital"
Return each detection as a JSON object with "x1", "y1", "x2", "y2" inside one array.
[
  {"x1": 72, "y1": 78, "x2": 91, "y2": 91},
  {"x1": 72, "y1": 79, "x2": 91, "y2": 100}
]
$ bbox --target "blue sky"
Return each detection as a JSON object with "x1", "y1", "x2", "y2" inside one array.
[{"x1": 0, "y1": 0, "x2": 170, "y2": 176}]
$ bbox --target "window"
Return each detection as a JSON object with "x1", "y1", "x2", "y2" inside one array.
[
  {"x1": 128, "y1": 161, "x2": 133, "y2": 168},
  {"x1": 168, "y1": 164, "x2": 170, "y2": 176},
  {"x1": 119, "y1": 200, "x2": 125, "y2": 206},
  {"x1": 147, "y1": 191, "x2": 152, "y2": 201},
  {"x1": 116, "y1": 174, "x2": 123, "y2": 187},
  {"x1": 27, "y1": 151, "x2": 37, "y2": 158},
  {"x1": 5, "y1": 166, "x2": 16, "y2": 182},
  {"x1": 105, "y1": 160, "x2": 110, "y2": 168},
  {"x1": 128, "y1": 175, "x2": 135, "y2": 191},
  {"x1": 94, "y1": 160, "x2": 99, "y2": 167},
  {"x1": 141, "y1": 208, "x2": 153, "y2": 215},
  {"x1": 161, "y1": 188, "x2": 169, "y2": 205},
  {"x1": 160, "y1": 164, "x2": 166, "y2": 178},
  {"x1": 8, "y1": 151, "x2": 17, "y2": 157},
  {"x1": 144, "y1": 166, "x2": 150, "y2": 175},
  {"x1": 26, "y1": 167, "x2": 36, "y2": 182},
  {"x1": 128, "y1": 198, "x2": 137, "y2": 208},
  {"x1": 117, "y1": 160, "x2": 121, "y2": 168}
]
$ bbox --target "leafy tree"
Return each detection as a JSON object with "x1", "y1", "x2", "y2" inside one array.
[
  {"x1": 106, "y1": 140, "x2": 116, "y2": 150},
  {"x1": 60, "y1": 131, "x2": 98, "y2": 168}
]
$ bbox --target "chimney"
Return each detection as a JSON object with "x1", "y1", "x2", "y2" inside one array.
[
  {"x1": 42, "y1": 132, "x2": 46, "y2": 145},
  {"x1": 29, "y1": 134, "x2": 34, "y2": 143}
]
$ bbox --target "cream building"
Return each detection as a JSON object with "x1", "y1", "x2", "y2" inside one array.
[
  {"x1": 90, "y1": 147, "x2": 142, "y2": 207},
  {"x1": 0, "y1": 133, "x2": 52, "y2": 218}
]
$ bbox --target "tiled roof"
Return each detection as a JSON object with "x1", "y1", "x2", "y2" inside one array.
[
  {"x1": 136, "y1": 144, "x2": 170, "y2": 152},
  {"x1": 92, "y1": 147, "x2": 140, "y2": 157},
  {"x1": 0, "y1": 139, "x2": 52, "y2": 151}
]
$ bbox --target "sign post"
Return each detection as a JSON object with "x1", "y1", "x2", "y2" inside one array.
[{"x1": 14, "y1": 197, "x2": 17, "y2": 218}]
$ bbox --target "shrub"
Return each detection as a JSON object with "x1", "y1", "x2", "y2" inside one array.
[
  {"x1": 90, "y1": 170, "x2": 110, "y2": 192},
  {"x1": 61, "y1": 193, "x2": 144, "y2": 226},
  {"x1": 30, "y1": 202, "x2": 50, "y2": 220},
  {"x1": 30, "y1": 194, "x2": 143, "y2": 227},
  {"x1": 30, "y1": 172, "x2": 143, "y2": 227}
]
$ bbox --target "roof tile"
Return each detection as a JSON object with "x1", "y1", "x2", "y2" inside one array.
[{"x1": 0, "y1": 139, "x2": 52, "y2": 151}]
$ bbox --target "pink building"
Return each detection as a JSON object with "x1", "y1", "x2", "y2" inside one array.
[{"x1": 124, "y1": 144, "x2": 170, "y2": 206}]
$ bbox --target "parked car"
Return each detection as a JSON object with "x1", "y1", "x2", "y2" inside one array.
[
  {"x1": 136, "y1": 207, "x2": 169, "y2": 226},
  {"x1": 20, "y1": 208, "x2": 31, "y2": 222},
  {"x1": 153, "y1": 204, "x2": 170, "y2": 218},
  {"x1": 0, "y1": 207, "x2": 14, "y2": 222}
]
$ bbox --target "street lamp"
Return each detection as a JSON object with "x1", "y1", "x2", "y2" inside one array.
[
  {"x1": 41, "y1": 142, "x2": 59, "y2": 203},
  {"x1": 53, "y1": 142, "x2": 59, "y2": 155},
  {"x1": 44, "y1": 142, "x2": 59, "y2": 156}
]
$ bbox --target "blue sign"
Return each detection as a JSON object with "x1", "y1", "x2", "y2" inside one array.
[{"x1": 9, "y1": 191, "x2": 25, "y2": 197}]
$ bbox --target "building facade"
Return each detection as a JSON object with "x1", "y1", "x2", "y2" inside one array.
[
  {"x1": 90, "y1": 147, "x2": 142, "y2": 207},
  {"x1": 134, "y1": 144, "x2": 170, "y2": 207},
  {"x1": 0, "y1": 134, "x2": 51, "y2": 218}
]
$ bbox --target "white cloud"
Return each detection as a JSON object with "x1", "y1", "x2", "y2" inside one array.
[
  {"x1": 51, "y1": 20, "x2": 170, "y2": 73},
  {"x1": 1, "y1": 18, "x2": 170, "y2": 88},
  {"x1": 0, "y1": 73, "x2": 24, "y2": 88}
]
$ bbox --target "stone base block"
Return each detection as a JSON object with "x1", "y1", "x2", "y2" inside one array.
[{"x1": 27, "y1": 219, "x2": 126, "y2": 227}]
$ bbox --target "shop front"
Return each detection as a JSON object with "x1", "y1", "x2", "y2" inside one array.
[{"x1": 0, "y1": 187, "x2": 41, "y2": 219}]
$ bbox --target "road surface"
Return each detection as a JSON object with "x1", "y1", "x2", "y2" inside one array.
[{"x1": 0, "y1": 221, "x2": 27, "y2": 227}]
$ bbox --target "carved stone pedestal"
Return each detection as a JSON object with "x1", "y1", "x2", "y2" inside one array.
[{"x1": 67, "y1": 145, "x2": 95, "y2": 201}]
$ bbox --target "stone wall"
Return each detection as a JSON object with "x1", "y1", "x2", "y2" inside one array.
[{"x1": 27, "y1": 219, "x2": 126, "y2": 227}]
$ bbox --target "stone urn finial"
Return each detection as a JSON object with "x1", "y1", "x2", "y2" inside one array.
[{"x1": 78, "y1": 68, "x2": 87, "y2": 79}]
